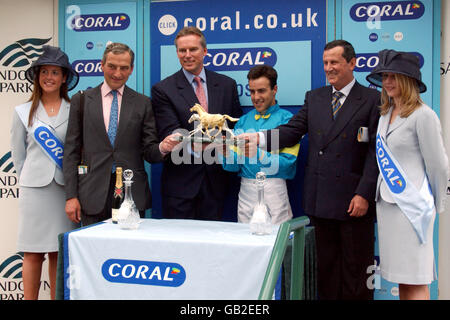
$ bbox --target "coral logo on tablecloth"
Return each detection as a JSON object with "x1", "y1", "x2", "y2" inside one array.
[{"x1": 102, "y1": 258, "x2": 186, "y2": 287}]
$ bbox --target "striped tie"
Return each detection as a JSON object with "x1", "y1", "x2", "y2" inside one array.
[{"x1": 331, "y1": 91, "x2": 344, "y2": 120}]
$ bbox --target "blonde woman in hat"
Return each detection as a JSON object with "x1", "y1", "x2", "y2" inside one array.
[
  {"x1": 367, "y1": 50, "x2": 449, "y2": 300},
  {"x1": 10, "y1": 45, "x2": 79, "y2": 299}
]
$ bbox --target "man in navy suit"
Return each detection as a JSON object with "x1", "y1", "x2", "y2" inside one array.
[
  {"x1": 151, "y1": 26, "x2": 242, "y2": 221},
  {"x1": 242, "y1": 40, "x2": 380, "y2": 299}
]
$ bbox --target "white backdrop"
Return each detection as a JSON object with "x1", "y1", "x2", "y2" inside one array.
[{"x1": 0, "y1": 0, "x2": 58, "y2": 300}]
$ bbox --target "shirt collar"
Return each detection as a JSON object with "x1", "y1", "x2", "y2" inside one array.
[
  {"x1": 183, "y1": 68, "x2": 207, "y2": 84},
  {"x1": 254, "y1": 103, "x2": 280, "y2": 120},
  {"x1": 332, "y1": 77, "x2": 355, "y2": 98},
  {"x1": 258, "y1": 103, "x2": 280, "y2": 115},
  {"x1": 101, "y1": 82, "x2": 125, "y2": 97}
]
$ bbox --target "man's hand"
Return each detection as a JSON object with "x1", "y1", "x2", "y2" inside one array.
[
  {"x1": 192, "y1": 141, "x2": 210, "y2": 152},
  {"x1": 65, "y1": 198, "x2": 81, "y2": 223},
  {"x1": 160, "y1": 133, "x2": 182, "y2": 154},
  {"x1": 211, "y1": 136, "x2": 229, "y2": 156},
  {"x1": 347, "y1": 194, "x2": 369, "y2": 217},
  {"x1": 236, "y1": 132, "x2": 259, "y2": 158}
]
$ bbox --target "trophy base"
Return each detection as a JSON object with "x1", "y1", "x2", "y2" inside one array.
[{"x1": 176, "y1": 135, "x2": 246, "y2": 146}]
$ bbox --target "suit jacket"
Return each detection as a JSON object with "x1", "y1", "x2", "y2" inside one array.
[
  {"x1": 151, "y1": 68, "x2": 242, "y2": 199},
  {"x1": 63, "y1": 84, "x2": 163, "y2": 214},
  {"x1": 265, "y1": 81, "x2": 380, "y2": 220},
  {"x1": 376, "y1": 104, "x2": 449, "y2": 214},
  {"x1": 11, "y1": 100, "x2": 70, "y2": 187}
]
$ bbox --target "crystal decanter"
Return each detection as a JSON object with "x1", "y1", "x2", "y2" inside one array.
[
  {"x1": 249, "y1": 171, "x2": 272, "y2": 235},
  {"x1": 117, "y1": 169, "x2": 140, "y2": 230}
]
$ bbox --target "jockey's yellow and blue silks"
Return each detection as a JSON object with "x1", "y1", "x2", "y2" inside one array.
[
  {"x1": 15, "y1": 103, "x2": 64, "y2": 169},
  {"x1": 221, "y1": 104, "x2": 299, "y2": 179},
  {"x1": 376, "y1": 133, "x2": 435, "y2": 244}
]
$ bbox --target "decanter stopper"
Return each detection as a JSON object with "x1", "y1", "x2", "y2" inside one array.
[{"x1": 123, "y1": 169, "x2": 133, "y2": 182}]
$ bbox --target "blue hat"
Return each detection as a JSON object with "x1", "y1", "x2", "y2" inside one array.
[
  {"x1": 366, "y1": 49, "x2": 426, "y2": 93},
  {"x1": 25, "y1": 45, "x2": 79, "y2": 91}
]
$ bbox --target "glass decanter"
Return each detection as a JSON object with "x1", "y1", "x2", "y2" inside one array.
[
  {"x1": 249, "y1": 171, "x2": 272, "y2": 235},
  {"x1": 117, "y1": 169, "x2": 140, "y2": 230}
]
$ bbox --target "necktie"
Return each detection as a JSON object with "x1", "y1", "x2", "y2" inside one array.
[
  {"x1": 331, "y1": 91, "x2": 344, "y2": 119},
  {"x1": 108, "y1": 90, "x2": 118, "y2": 146},
  {"x1": 194, "y1": 76, "x2": 208, "y2": 112}
]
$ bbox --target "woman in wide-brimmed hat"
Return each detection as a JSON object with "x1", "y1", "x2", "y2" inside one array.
[
  {"x1": 367, "y1": 49, "x2": 448, "y2": 300},
  {"x1": 10, "y1": 45, "x2": 79, "y2": 300}
]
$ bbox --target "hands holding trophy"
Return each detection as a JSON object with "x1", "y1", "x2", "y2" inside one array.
[
  {"x1": 176, "y1": 103, "x2": 246, "y2": 148},
  {"x1": 168, "y1": 103, "x2": 265, "y2": 160}
]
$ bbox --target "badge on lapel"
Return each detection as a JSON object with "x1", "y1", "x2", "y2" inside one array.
[{"x1": 357, "y1": 127, "x2": 369, "y2": 142}]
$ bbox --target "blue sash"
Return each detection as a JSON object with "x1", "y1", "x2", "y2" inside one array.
[
  {"x1": 16, "y1": 103, "x2": 64, "y2": 169},
  {"x1": 376, "y1": 133, "x2": 434, "y2": 244}
]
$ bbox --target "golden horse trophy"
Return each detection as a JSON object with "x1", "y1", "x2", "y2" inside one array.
[{"x1": 177, "y1": 103, "x2": 244, "y2": 145}]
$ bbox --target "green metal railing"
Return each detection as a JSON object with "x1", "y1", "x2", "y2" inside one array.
[{"x1": 258, "y1": 216, "x2": 310, "y2": 300}]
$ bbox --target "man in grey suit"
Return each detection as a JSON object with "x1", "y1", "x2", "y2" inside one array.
[
  {"x1": 64, "y1": 43, "x2": 179, "y2": 226},
  {"x1": 242, "y1": 40, "x2": 380, "y2": 299}
]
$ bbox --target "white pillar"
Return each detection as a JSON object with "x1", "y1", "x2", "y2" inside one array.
[{"x1": 439, "y1": 0, "x2": 450, "y2": 300}]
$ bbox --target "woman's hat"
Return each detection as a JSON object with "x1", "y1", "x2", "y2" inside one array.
[
  {"x1": 366, "y1": 49, "x2": 426, "y2": 93},
  {"x1": 25, "y1": 45, "x2": 79, "y2": 91}
]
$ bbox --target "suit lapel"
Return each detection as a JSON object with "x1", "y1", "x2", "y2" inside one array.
[
  {"x1": 115, "y1": 86, "x2": 134, "y2": 146},
  {"x1": 205, "y1": 69, "x2": 221, "y2": 114},
  {"x1": 52, "y1": 99, "x2": 70, "y2": 129},
  {"x1": 86, "y1": 84, "x2": 111, "y2": 147},
  {"x1": 36, "y1": 99, "x2": 70, "y2": 129},
  {"x1": 175, "y1": 70, "x2": 198, "y2": 109},
  {"x1": 386, "y1": 112, "x2": 407, "y2": 137},
  {"x1": 316, "y1": 87, "x2": 334, "y2": 143},
  {"x1": 322, "y1": 82, "x2": 364, "y2": 148},
  {"x1": 174, "y1": 69, "x2": 223, "y2": 113},
  {"x1": 377, "y1": 107, "x2": 392, "y2": 140},
  {"x1": 35, "y1": 101, "x2": 51, "y2": 126},
  {"x1": 34, "y1": 100, "x2": 68, "y2": 144}
]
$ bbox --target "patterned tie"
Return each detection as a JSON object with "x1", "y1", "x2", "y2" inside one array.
[
  {"x1": 194, "y1": 76, "x2": 208, "y2": 112},
  {"x1": 108, "y1": 90, "x2": 118, "y2": 146},
  {"x1": 331, "y1": 91, "x2": 344, "y2": 119},
  {"x1": 108, "y1": 90, "x2": 119, "y2": 173}
]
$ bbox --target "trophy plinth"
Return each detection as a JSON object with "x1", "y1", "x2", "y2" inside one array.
[{"x1": 176, "y1": 135, "x2": 246, "y2": 147}]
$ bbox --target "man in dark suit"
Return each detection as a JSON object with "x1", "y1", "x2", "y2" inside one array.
[
  {"x1": 64, "y1": 43, "x2": 179, "y2": 226},
  {"x1": 151, "y1": 26, "x2": 242, "y2": 221},
  {"x1": 241, "y1": 40, "x2": 380, "y2": 299}
]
